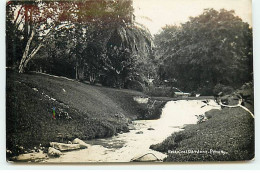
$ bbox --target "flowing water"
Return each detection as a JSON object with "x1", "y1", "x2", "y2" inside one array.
[{"x1": 46, "y1": 99, "x2": 220, "y2": 163}]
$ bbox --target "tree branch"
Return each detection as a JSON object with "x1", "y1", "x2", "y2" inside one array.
[{"x1": 14, "y1": 5, "x2": 23, "y2": 24}]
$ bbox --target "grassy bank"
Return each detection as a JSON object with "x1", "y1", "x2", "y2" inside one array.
[
  {"x1": 6, "y1": 71, "x2": 162, "y2": 158},
  {"x1": 150, "y1": 107, "x2": 254, "y2": 161}
]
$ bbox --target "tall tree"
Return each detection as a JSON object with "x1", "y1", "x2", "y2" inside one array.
[
  {"x1": 155, "y1": 9, "x2": 253, "y2": 94},
  {"x1": 7, "y1": 0, "x2": 154, "y2": 89},
  {"x1": 6, "y1": 1, "x2": 76, "y2": 73}
]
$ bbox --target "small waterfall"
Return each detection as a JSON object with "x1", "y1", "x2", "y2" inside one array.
[
  {"x1": 160, "y1": 100, "x2": 220, "y2": 126},
  {"x1": 46, "y1": 99, "x2": 220, "y2": 163}
]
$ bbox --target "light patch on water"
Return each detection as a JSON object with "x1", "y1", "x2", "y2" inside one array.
[{"x1": 46, "y1": 100, "x2": 220, "y2": 163}]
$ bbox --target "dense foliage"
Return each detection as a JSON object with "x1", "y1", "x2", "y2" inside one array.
[
  {"x1": 6, "y1": 0, "x2": 154, "y2": 89},
  {"x1": 7, "y1": 2, "x2": 253, "y2": 94},
  {"x1": 155, "y1": 9, "x2": 253, "y2": 95}
]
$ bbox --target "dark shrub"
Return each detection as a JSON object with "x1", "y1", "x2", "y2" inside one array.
[
  {"x1": 205, "y1": 109, "x2": 221, "y2": 119},
  {"x1": 197, "y1": 84, "x2": 215, "y2": 96},
  {"x1": 145, "y1": 86, "x2": 175, "y2": 97},
  {"x1": 137, "y1": 100, "x2": 167, "y2": 120},
  {"x1": 213, "y1": 84, "x2": 234, "y2": 95},
  {"x1": 126, "y1": 80, "x2": 144, "y2": 92}
]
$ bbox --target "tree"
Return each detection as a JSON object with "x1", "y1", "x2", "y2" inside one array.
[
  {"x1": 7, "y1": 0, "x2": 154, "y2": 89},
  {"x1": 99, "y1": 23, "x2": 153, "y2": 88},
  {"x1": 6, "y1": 2, "x2": 24, "y2": 68},
  {"x1": 60, "y1": 0, "x2": 153, "y2": 87},
  {"x1": 155, "y1": 9, "x2": 253, "y2": 94},
  {"x1": 6, "y1": 1, "x2": 76, "y2": 73}
]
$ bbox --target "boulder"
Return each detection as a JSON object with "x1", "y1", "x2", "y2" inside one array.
[
  {"x1": 147, "y1": 127, "x2": 155, "y2": 130},
  {"x1": 179, "y1": 124, "x2": 188, "y2": 129},
  {"x1": 72, "y1": 138, "x2": 90, "y2": 149},
  {"x1": 133, "y1": 96, "x2": 149, "y2": 104},
  {"x1": 50, "y1": 142, "x2": 81, "y2": 151},
  {"x1": 131, "y1": 153, "x2": 161, "y2": 162},
  {"x1": 48, "y1": 147, "x2": 62, "y2": 157},
  {"x1": 14, "y1": 150, "x2": 47, "y2": 161},
  {"x1": 135, "y1": 131, "x2": 143, "y2": 134},
  {"x1": 128, "y1": 124, "x2": 136, "y2": 130}
]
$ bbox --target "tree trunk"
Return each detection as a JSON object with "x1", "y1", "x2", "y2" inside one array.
[
  {"x1": 23, "y1": 43, "x2": 43, "y2": 68},
  {"x1": 19, "y1": 29, "x2": 35, "y2": 73},
  {"x1": 12, "y1": 39, "x2": 17, "y2": 67},
  {"x1": 89, "y1": 73, "x2": 96, "y2": 84},
  {"x1": 75, "y1": 65, "x2": 78, "y2": 80},
  {"x1": 78, "y1": 65, "x2": 85, "y2": 80},
  {"x1": 24, "y1": 5, "x2": 29, "y2": 46},
  {"x1": 18, "y1": 29, "x2": 44, "y2": 73},
  {"x1": 18, "y1": 24, "x2": 73, "y2": 73}
]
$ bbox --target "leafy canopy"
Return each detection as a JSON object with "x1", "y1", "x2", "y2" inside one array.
[{"x1": 155, "y1": 9, "x2": 252, "y2": 94}]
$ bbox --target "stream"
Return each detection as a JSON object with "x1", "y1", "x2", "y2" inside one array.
[{"x1": 46, "y1": 99, "x2": 220, "y2": 163}]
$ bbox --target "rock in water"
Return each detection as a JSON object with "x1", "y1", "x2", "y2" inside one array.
[
  {"x1": 131, "y1": 153, "x2": 161, "y2": 162},
  {"x1": 128, "y1": 124, "x2": 136, "y2": 130},
  {"x1": 14, "y1": 150, "x2": 47, "y2": 162},
  {"x1": 48, "y1": 147, "x2": 62, "y2": 157},
  {"x1": 72, "y1": 138, "x2": 90, "y2": 149},
  {"x1": 50, "y1": 142, "x2": 81, "y2": 151}
]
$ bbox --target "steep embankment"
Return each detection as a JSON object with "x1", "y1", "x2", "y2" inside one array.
[{"x1": 6, "y1": 71, "x2": 148, "y2": 157}]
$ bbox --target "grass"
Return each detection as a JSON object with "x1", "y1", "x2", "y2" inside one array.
[
  {"x1": 150, "y1": 107, "x2": 254, "y2": 161},
  {"x1": 6, "y1": 71, "x2": 156, "y2": 158}
]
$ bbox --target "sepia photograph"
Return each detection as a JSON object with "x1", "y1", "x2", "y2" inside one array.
[{"x1": 6, "y1": 0, "x2": 254, "y2": 163}]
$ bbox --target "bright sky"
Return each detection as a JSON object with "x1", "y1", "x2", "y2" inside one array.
[{"x1": 133, "y1": 0, "x2": 252, "y2": 35}]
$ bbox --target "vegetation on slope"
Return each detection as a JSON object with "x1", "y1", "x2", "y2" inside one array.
[
  {"x1": 6, "y1": 71, "x2": 159, "y2": 158},
  {"x1": 150, "y1": 85, "x2": 254, "y2": 161}
]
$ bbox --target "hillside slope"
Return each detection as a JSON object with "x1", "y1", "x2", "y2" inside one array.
[
  {"x1": 6, "y1": 71, "x2": 147, "y2": 157},
  {"x1": 150, "y1": 105, "x2": 254, "y2": 161}
]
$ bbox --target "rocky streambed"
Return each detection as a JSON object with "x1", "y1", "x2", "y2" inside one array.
[{"x1": 44, "y1": 99, "x2": 220, "y2": 163}]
